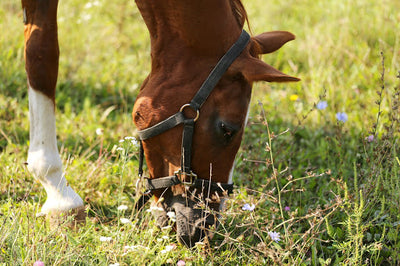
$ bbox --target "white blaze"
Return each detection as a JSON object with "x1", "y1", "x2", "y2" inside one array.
[
  {"x1": 27, "y1": 85, "x2": 83, "y2": 214},
  {"x1": 220, "y1": 103, "x2": 251, "y2": 211},
  {"x1": 227, "y1": 162, "x2": 235, "y2": 185},
  {"x1": 228, "y1": 103, "x2": 251, "y2": 185}
]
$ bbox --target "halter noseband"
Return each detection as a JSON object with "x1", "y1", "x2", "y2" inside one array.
[{"x1": 136, "y1": 30, "x2": 250, "y2": 198}]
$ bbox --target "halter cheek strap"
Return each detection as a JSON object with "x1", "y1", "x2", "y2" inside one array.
[{"x1": 136, "y1": 30, "x2": 250, "y2": 197}]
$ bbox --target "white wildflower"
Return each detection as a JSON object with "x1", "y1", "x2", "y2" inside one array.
[
  {"x1": 131, "y1": 139, "x2": 139, "y2": 146},
  {"x1": 160, "y1": 244, "x2": 176, "y2": 254},
  {"x1": 124, "y1": 136, "x2": 139, "y2": 146},
  {"x1": 120, "y1": 218, "x2": 131, "y2": 224},
  {"x1": 96, "y1": 128, "x2": 104, "y2": 135},
  {"x1": 100, "y1": 236, "x2": 113, "y2": 242},
  {"x1": 117, "y1": 205, "x2": 128, "y2": 211},
  {"x1": 81, "y1": 13, "x2": 92, "y2": 21},
  {"x1": 147, "y1": 206, "x2": 165, "y2": 212},
  {"x1": 84, "y1": 1, "x2": 100, "y2": 9},
  {"x1": 161, "y1": 225, "x2": 172, "y2": 230},
  {"x1": 124, "y1": 245, "x2": 149, "y2": 254},
  {"x1": 166, "y1": 211, "x2": 176, "y2": 222}
]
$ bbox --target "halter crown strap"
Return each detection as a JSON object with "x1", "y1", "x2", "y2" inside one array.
[
  {"x1": 136, "y1": 30, "x2": 250, "y2": 195},
  {"x1": 190, "y1": 30, "x2": 250, "y2": 110}
]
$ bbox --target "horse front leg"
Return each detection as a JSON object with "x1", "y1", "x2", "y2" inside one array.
[{"x1": 22, "y1": 0, "x2": 84, "y2": 226}]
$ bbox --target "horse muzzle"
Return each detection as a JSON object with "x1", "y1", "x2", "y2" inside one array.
[
  {"x1": 154, "y1": 193, "x2": 220, "y2": 248},
  {"x1": 172, "y1": 199, "x2": 217, "y2": 248}
]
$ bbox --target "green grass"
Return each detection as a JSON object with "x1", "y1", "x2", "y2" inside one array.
[{"x1": 1, "y1": 0, "x2": 400, "y2": 264}]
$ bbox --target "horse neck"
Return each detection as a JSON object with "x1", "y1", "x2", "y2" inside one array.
[{"x1": 136, "y1": 0, "x2": 243, "y2": 69}]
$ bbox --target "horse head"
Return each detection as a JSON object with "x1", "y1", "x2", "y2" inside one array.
[{"x1": 133, "y1": 0, "x2": 299, "y2": 247}]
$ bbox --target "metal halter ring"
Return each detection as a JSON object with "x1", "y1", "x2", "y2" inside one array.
[
  {"x1": 179, "y1": 104, "x2": 200, "y2": 122},
  {"x1": 174, "y1": 169, "x2": 198, "y2": 186}
]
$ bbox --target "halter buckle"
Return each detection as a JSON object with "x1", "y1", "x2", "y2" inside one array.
[
  {"x1": 174, "y1": 169, "x2": 198, "y2": 186},
  {"x1": 179, "y1": 104, "x2": 200, "y2": 122}
]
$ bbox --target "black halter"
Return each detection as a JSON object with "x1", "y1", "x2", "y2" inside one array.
[{"x1": 136, "y1": 30, "x2": 250, "y2": 200}]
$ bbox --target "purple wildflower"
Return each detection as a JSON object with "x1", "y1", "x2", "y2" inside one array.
[
  {"x1": 284, "y1": 206, "x2": 290, "y2": 212},
  {"x1": 366, "y1": 135, "x2": 374, "y2": 142},
  {"x1": 177, "y1": 260, "x2": 186, "y2": 266},
  {"x1": 33, "y1": 261, "x2": 45, "y2": 266},
  {"x1": 316, "y1": 101, "x2": 328, "y2": 110},
  {"x1": 242, "y1": 203, "x2": 255, "y2": 211},
  {"x1": 268, "y1": 231, "x2": 281, "y2": 243},
  {"x1": 336, "y1": 112, "x2": 348, "y2": 123}
]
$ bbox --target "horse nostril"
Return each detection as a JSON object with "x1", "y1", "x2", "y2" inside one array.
[{"x1": 217, "y1": 121, "x2": 239, "y2": 144}]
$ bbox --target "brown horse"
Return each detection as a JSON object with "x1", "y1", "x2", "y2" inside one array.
[{"x1": 21, "y1": 0, "x2": 298, "y2": 247}]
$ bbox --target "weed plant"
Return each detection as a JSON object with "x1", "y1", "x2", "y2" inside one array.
[{"x1": 1, "y1": 0, "x2": 400, "y2": 264}]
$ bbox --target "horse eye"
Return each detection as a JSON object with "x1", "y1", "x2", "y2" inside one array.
[{"x1": 218, "y1": 121, "x2": 238, "y2": 143}]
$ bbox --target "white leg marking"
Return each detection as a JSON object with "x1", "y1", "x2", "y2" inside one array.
[{"x1": 27, "y1": 85, "x2": 83, "y2": 214}]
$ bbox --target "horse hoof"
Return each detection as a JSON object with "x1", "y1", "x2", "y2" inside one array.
[{"x1": 45, "y1": 205, "x2": 87, "y2": 229}]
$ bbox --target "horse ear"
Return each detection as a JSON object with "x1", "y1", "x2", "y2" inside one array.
[
  {"x1": 252, "y1": 31, "x2": 296, "y2": 54},
  {"x1": 232, "y1": 57, "x2": 300, "y2": 83}
]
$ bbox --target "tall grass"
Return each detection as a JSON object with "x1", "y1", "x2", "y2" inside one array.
[{"x1": 1, "y1": 0, "x2": 399, "y2": 264}]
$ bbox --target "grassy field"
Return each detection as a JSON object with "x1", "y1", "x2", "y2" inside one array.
[{"x1": 1, "y1": 0, "x2": 400, "y2": 264}]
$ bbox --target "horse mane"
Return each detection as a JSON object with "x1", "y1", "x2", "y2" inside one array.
[
  {"x1": 230, "y1": 0, "x2": 249, "y2": 29},
  {"x1": 230, "y1": 0, "x2": 263, "y2": 58}
]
